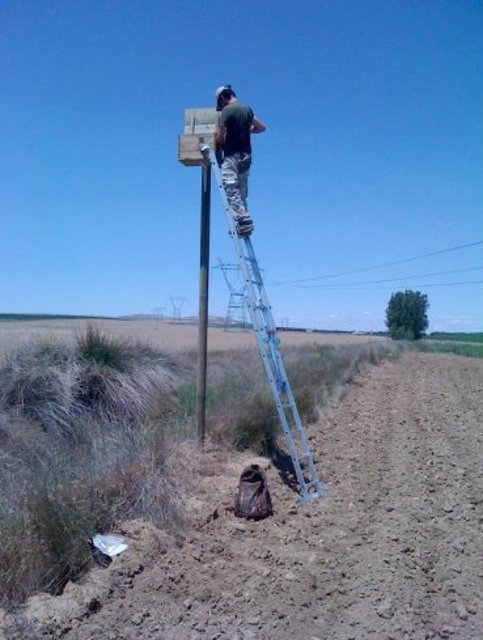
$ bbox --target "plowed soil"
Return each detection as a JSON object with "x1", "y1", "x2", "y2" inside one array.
[{"x1": 3, "y1": 352, "x2": 482, "y2": 640}]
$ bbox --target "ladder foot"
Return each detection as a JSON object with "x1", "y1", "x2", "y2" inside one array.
[
  {"x1": 297, "y1": 483, "x2": 327, "y2": 504},
  {"x1": 296, "y1": 489, "x2": 326, "y2": 505}
]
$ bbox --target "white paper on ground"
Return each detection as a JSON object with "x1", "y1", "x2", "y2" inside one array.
[{"x1": 92, "y1": 534, "x2": 128, "y2": 557}]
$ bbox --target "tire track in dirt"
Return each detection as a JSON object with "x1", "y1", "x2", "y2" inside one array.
[{"x1": 4, "y1": 352, "x2": 482, "y2": 640}]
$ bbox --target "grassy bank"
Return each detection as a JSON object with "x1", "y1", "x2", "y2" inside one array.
[
  {"x1": 0, "y1": 327, "x2": 398, "y2": 606},
  {"x1": 200, "y1": 340, "x2": 401, "y2": 453}
]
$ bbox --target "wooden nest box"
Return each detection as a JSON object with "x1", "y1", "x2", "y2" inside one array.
[{"x1": 178, "y1": 108, "x2": 219, "y2": 166}]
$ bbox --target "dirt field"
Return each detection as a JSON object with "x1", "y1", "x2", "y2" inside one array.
[
  {"x1": 3, "y1": 351, "x2": 481, "y2": 640},
  {"x1": 0, "y1": 319, "x2": 383, "y2": 357}
]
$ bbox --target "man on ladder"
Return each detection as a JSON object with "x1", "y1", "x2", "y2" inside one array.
[
  {"x1": 215, "y1": 85, "x2": 266, "y2": 237},
  {"x1": 201, "y1": 94, "x2": 324, "y2": 503}
]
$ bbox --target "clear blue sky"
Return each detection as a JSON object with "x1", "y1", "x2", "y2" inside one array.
[{"x1": 2, "y1": 0, "x2": 482, "y2": 332}]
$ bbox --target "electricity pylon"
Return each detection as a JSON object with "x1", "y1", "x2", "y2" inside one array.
[
  {"x1": 215, "y1": 259, "x2": 249, "y2": 331},
  {"x1": 169, "y1": 296, "x2": 186, "y2": 322}
]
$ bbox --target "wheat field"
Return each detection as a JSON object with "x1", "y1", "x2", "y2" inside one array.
[{"x1": 0, "y1": 318, "x2": 384, "y2": 357}]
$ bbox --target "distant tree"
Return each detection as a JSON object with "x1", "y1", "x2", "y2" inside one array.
[{"x1": 385, "y1": 290, "x2": 429, "y2": 340}]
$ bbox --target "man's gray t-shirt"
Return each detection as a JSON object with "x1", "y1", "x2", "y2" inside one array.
[{"x1": 220, "y1": 101, "x2": 254, "y2": 157}]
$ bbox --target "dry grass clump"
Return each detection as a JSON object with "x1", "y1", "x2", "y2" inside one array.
[
  {"x1": 0, "y1": 327, "x2": 194, "y2": 606},
  {"x1": 0, "y1": 325, "x2": 182, "y2": 436}
]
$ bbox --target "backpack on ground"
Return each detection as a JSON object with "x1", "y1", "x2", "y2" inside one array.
[{"x1": 234, "y1": 464, "x2": 273, "y2": 520}]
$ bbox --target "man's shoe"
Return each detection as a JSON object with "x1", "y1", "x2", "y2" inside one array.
[{"x1": 236, "y1": 216, "x2": 254, "y2": 237}]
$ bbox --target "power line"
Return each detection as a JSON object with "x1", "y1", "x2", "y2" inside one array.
[
  {"x1": 413, "y1": 280, "x2": 483, "y2": 288},
  {"x1": 290, "y1": 280, "x2": 483, "y2": 291},
  {"x1": 268, "y1": 240, "x2": 483, "y2": 286},
  {"x1": 283, "y1": 266, "x2": 483, "y2": 289}
]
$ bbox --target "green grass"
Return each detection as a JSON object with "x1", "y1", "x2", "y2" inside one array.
[
  {"x1": 428, "y1": 332, "x2": 483, "y2": 344},
  {"x1": 415, "y1": 340, "x2": 483, "y2": 358}
]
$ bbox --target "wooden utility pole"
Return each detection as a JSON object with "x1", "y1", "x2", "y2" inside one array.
[
  {"x1": 178, "y1": 107, "x2": 219, "y2": 447},
  {"x1": 197, "y1": 162, "x2": 211, "y2": 446}
]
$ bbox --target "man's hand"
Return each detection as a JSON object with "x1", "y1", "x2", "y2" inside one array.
[
  {"x1": 251, "y1": 116, "x2": 266, "y2": 134},
  {"x1": 215, "y1": 146, "x2": 224, "y2": 166}
]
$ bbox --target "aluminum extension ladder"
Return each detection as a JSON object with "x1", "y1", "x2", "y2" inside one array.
[{"x1": 201, "y1": 146, "x2": 324, "y2": 503}]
